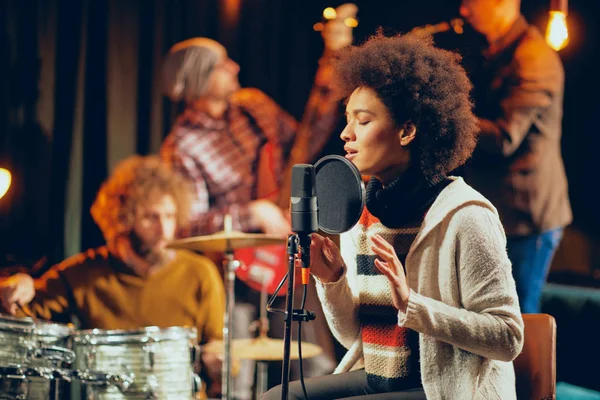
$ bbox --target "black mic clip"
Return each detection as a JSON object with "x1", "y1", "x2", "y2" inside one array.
[{"x1": 292, "y1": 309, "x2": 316, "y2": 322}]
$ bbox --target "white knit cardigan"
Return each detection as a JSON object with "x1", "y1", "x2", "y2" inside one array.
[{"x1": 315, "y1": 177, "x2": 524, "y2": 400}]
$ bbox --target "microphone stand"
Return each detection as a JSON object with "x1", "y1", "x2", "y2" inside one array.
[{"x1": 267, "y1": 234, "x2": 315, "y2": 400}]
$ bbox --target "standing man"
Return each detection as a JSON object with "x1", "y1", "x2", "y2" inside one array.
[
  {"x1": 159, "y1": 36, "x2": 341, "y2": 237},
  {"x1": 159, "y1": 7, "x2": 357, "y2": 397},
  {"x1": 459, "y1": 0, "x2": 572, "y2": 313}
]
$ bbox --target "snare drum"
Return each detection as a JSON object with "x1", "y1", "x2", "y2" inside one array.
[
  {"x1": 72, "y1": 326, "x2": 199, "y2": 399},
  {"x1": 0, "y1": 314, "x2": 75, "y2": 370},
  {"x1": 0, "y1": 314, "x2": 35, "y2": 366}
]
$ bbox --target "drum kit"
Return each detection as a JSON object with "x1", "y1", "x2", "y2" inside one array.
[
  {"x1": 167, "y1": 215, "x2": 323, "y2": 400},
  {"x1": 0, "y1": 215, "x2": 323, "y2": 400},
  {"x1": 0, "y1": 314, "x2": 197, "y2": 399}
]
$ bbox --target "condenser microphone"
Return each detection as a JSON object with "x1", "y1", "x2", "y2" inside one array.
[
  {"x1": 290, "y1": 164, "x2": 318, "y2": 234},
  {"x1": 290, "y1": 164, "x2": 318, "y2": 284}
]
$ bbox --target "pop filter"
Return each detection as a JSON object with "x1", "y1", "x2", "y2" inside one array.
[{"x1": 314, "y1": 155, "x2": 365, "y2": 234}]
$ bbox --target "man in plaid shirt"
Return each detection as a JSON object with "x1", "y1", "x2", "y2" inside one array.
[
  {"x1": 159, "y1": 36, "x2": 344, "y2": 399},
  {"x1": 160, "y1": 37, "x2": 340, "y2": 238}
]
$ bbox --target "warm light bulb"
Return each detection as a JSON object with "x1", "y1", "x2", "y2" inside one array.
[
  {"x1": 0, "y1": 168, "x2": 11, "y2": 199},
  {"x1": 323, "y1": 7, "x2": 337, "y2": 20},
  {"x1": 546, "y1": 11, "x2": 569, "y2": 51}
]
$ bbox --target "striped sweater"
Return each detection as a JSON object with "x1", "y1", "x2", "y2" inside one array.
[
  {"x1": 316, "y1": 177, "x2": 524, "y2": 399},
  {"x1": 356, "y1": 209, "x2": 421, "y2": 391}
]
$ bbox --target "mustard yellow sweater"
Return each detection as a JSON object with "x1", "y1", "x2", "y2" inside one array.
[{"x1": 28, "y1": 247, "x2": 224, "y2": 344}]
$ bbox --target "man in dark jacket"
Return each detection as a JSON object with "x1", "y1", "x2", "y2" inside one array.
[{"x1": 460, "y1": 0, "x2": 572, "y2": 313}]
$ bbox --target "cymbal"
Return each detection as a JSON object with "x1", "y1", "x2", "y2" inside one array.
[
  {"x1": 202, "y1": 337, "x2": 323, "y2": 361},
  {"x1": 166, "y1": 231, "x2": 286, "y2": 253}
]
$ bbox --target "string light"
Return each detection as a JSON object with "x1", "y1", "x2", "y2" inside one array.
[
  {"x1": 344, "y1": 17, "x2": 358, "y2": 28},
  {"x1": 314, "y1": 6, "x2": 359, "y2": 32},
  {"x1": 323, "y1": 7, "x2": 337, "y2": 20}
]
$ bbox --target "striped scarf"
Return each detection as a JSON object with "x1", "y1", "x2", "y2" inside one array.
[{"x1": 356, "y1": 208, "x2": 422, "y2": 392}]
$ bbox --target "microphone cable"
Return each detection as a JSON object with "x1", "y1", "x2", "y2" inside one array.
[{"x1": 297, "y1": 277, "x2": 309, "y2": 400}]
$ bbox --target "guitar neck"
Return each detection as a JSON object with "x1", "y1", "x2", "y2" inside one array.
[{"x1": 277, "y1": 84, "x2": 326, "y2": 210}]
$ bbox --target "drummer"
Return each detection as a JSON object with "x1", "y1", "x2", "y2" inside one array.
[{"x1": 0, "y1": 155, "x2": 225, "y2": 391}]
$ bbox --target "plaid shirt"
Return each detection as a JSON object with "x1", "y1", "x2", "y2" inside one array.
[{"x1": 161, "y1": 85, "x2": 339, "y2": 237}]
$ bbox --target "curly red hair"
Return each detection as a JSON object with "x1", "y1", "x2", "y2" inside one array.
[{"x1": 90, "y1": 155, "x2": 194, "y2": 244}]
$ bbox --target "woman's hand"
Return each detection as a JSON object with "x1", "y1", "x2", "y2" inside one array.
[
  {"x1": 309, "y1": 233, "x2": 344, "y2": 283},
  {"x1": 371, "y1": 234, "x2": 410, "y2": 312}
]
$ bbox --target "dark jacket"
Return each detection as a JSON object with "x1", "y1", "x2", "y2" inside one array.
[{"x1": 465, "y1": 15, "x2": 572, "y2": 236}]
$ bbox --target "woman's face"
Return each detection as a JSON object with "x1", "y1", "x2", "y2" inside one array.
[{"x1": 340, "y1": 86, "x2": 412, "y2": 184}]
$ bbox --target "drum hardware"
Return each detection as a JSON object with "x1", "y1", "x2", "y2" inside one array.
[
  {"x1": 84, "y1": 347, "x2": 96, "y2": 371},
  {"x1": 250, "y1": 280, "x2": 270, "y2": 399},
  {"x1": 70, "y1": 367, "x2": 135, "y2": 392},
  {"x1": 27, "y1": 345, "x2": 76, "y2": 368},
  {"x1": 0, "y1": 314, "x2": 79, "y2": 400},
  {"x1": 190, "y1": 343, "x2": 201, "y2": 367},
  {"x1": 142, "y1": 341, "x2": 156, "y2": 370},
  {"x1": 0, "y1": 365, "x2": 54, "y2": 400},
  {"x1": 167, "y1": 214, "x2": 286, "y2": 400},
  {"x1": 0, "y1": 366, "x2": 131, "y2": 400},
  {"x1": 203, "y1": 284, "x2": 323, "y2": 362},
  {"x1": 191, "y1": 374, "x2": 203, "y2": 397},
  {"x1": 143, "y1": 374, "x2": 159, "y2": 398},
  {"x1": 222, "y1": 226, "x2": 241, "y2": 400},
  {"x1": 190, "y1": 342, "x2": 203, "y2": 398}
]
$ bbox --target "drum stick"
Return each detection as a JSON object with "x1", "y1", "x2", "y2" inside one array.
[{"x1": 16, "y1": 302, "x2": 37, "y2": 322}]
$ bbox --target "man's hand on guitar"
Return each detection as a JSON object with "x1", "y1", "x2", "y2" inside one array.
[
  {"x1": 248, "y1": 199, "x2": 291, "y2": 237},
  {"x1": 309, "y1": 233, "x2": 344, "y2": 283},
  {"x1": 321, "y1": 3, "x2": 357, "y2": 54}
]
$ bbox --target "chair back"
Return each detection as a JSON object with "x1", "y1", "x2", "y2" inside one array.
[{"x1": 514, "y1": 313, "x2": 557, "y2": 400}]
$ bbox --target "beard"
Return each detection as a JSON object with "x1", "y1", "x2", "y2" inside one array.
[
  {"x1": 145, "y1": 247, "x2": 173, "y2": 266},
  {"x1": 129, "y1": 232, "x2": 174, "y2": 267}
]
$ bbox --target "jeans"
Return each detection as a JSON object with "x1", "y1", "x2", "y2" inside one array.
[{"x1": 507, "y1": 227, "x2": 564, "y2": 313}]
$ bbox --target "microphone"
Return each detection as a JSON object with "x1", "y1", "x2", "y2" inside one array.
[{"x1": 290, "y1": 164, "x2": 318, "y2": 284}]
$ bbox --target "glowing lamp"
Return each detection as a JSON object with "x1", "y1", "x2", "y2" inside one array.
[
  {"x1": 546, "y1": 0, "x2": 569, "y2": 51},
  {"x1": 0, "y1": 168, "x2": 11, "y2": 200}
]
